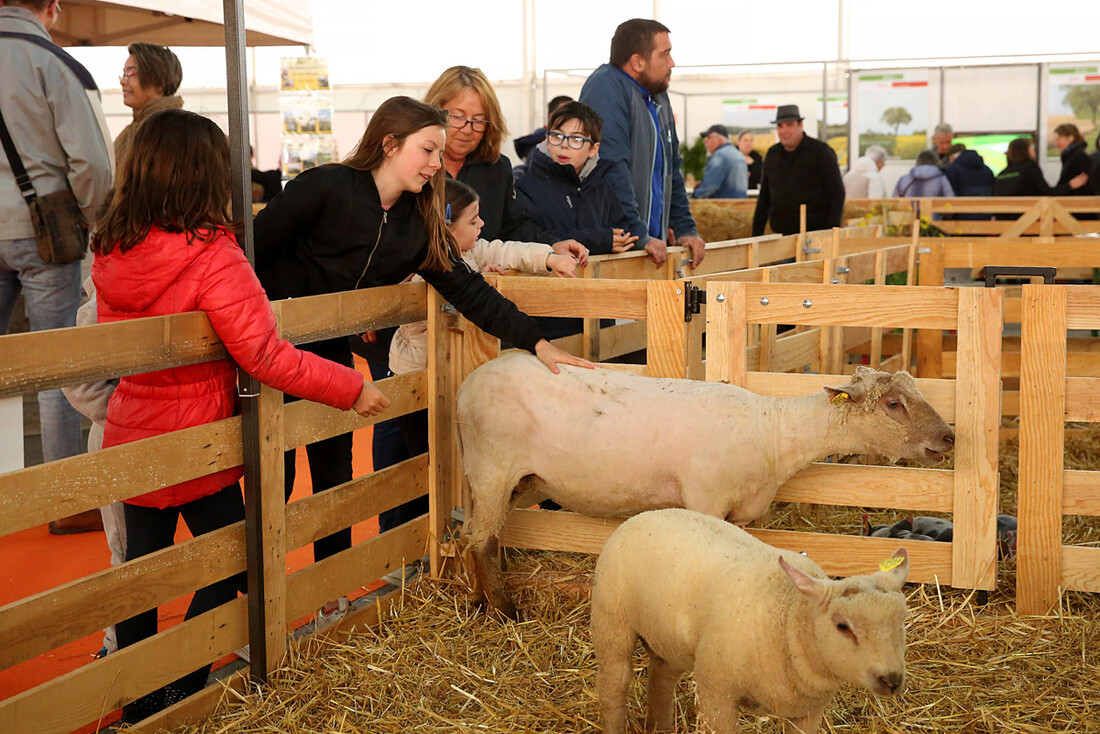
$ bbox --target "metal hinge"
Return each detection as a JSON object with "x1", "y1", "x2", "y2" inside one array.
[{"x1": 684, "y1": 284, "x2": 705, "y2": 322}]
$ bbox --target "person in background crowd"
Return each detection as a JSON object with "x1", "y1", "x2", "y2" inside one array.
[
  {"x1": 114, "y1": 42, "x2": 183, "y2": 173},
  {"x1": 1051, "y1": 123, "x2": 1092, "y2": 196},
  {"x1": 738, "y1": 129, "x2": 763, "y2": 190},
  {"x1": 511, "y1": 94, "x2": 573, "y2": 179},
  {"x1": 929, "y1": 122, "x2": 954, "y2": 168},
  {"x1": 994, "y1": 137, "x2": 1088, "y2": 199},
  {"x1": 843, "y1": 144, "x2": 888, "y2": 199},
  {"x1": 579, "y1": 18, "x2": 705, "y2": 268},
  {"x1": 93, "y1": 108, "x2": 382, "y2": 721},
  {"x1": 1090, "y1": 130, "x2": 1100, "y2": 193},
  {"x1": 516, "y1": 100, "x2": 633, "y2": 340},
  {"x1": 944, "y1": 143, "x2": 994, "y2": 197},
  {"x1": 250, "y1": 146, "x2": 281, "y2": 203},
  {"x1": 893, "y1": 149, "x2": 954, "y2": 197},
  {"x1": 0, "y1": 0, "x2": 113, "y2": 533},
  {"x1": 752, "y1": 104, "x2": 845, "y2": 236},
  {"x1": 254, "y1": 96, "x2": 590, "y2": 593},
  {"x1": 691, "y1": 123, "x2": 748, "y2": 199}
]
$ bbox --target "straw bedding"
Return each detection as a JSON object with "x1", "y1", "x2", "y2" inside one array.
[{"x1": 154, "y1": 429, "x2": 1100, "y2": 734}]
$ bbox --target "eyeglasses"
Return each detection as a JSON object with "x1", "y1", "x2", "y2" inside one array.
[
  {"x1": 447, "y1": 113, "x2": 489, "y2": 133},
  {"x1": 546, "y1": 131, "x2": 594, "y2": 150},
  {"x1": 119, "y1": 68, "x2": 139, "y2": 82}
]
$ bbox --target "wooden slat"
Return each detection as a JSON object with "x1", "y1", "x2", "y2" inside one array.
[
  {"x1": 1065, "y1": 286, "x2": 1100, "y2": 330},
  {"x1": 705, "y1": 282, "x2": 746, "y2": 386},
  {"x1": 942, "y1": 240, "x2": 1100, "y2": 270},
  {"x1": 495, "y1": 276, "x2": 648, "y2": 319},
  {"x1": 284, "y1": 370, "x2": 427, "y2": 449},
  {"x1": 0, "y1": 417, "x2": 241, "y2": 537},
  {"x1": 951, "y1": 287, "x2": 1002, "y2": 591},
  {"x1": 428, "y1": 287, "x2": 460, "y2": 577},
  {"x1": 500, "y1": 509, "x2": 623, "y2": 554},
  {"x1": 1062, "y1": 470, "x2": 1100, "y2": 517},
  {"x1": 646, "y1": 281, "x2": 688, "y2": 379},
  {"x1": 1061, "y1": 545, "x2": 1100, "y2": 594},
  {"x1": 285, "y1": 518, "x2": 428, "y2": 622},
  {"x1": 0, "y1": 518, "x2": 245, "y2": 670},
  {"x1": 279, "y1": 282, "x2": 427, "y2": 344},
  {"x1": 0, "y1": 596, "x2": 248, "y2": 734},
  {"x1": 756, "y1": 234, "x2": 800, "y2": 265},
  {"x1": 740, "y1": 283, "x2": 959, "y2": 328},
  {"x1": 745, "y1": 529, "x2": 953, "y2": 584},
  {"x1": 915, "y1": 241, "x2": 945, "y2": 378},
  {"x1": 768, "y1": 328, "x2": 821, "y2": 374},
  {"x1": 776, "y1": 463, "x2": 954, "y2": 512},
  {"x1": 1064, "y1": 377, "x2": 1100, "y2": 422},
  {"x1": 253, "y1": 380, "x2": 287, "y2": 675},
  {"x1": 744, "y1": 372, "x2": 957, "y2": 422},
  {"x1": 1016, "y1": 286, "x2": 1068, "y2": 614},
  {"x1": 587, "y1": 250, "x2": 667, "y2": 281}
]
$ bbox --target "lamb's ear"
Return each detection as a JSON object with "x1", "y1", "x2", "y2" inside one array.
[
  {"x1": 780, "y1": 556, "x2": 827, "y2": 603},
  {"x1": 824, "y1": 379, "x2": 867, "y2": 405},
  {"x1": 874, "y1": 548, "x2": 910, "y2": 591}
]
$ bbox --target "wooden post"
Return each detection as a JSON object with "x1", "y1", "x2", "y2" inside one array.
[
  {"x1": 252, "y1": 381, "x2": 286, "y2": 675},
  {"x1": 1017, "y1": 285, "x2": 1067, "y2": 614},
  {"x1": 870, "y1": 249, "x2": 886, "y2": 368},
  {"x1": 951, "y1": 287, "x2": 1003, "y2": 591},
  {"x1": 646, "y1": 281, "x2": 689, "y2": 379},
  {"x1": 758, "y1": 269, "x2": 775, "y2": 373},
  {"x1": 916, "y1": 240, "x2": 945, "y2": 377},
  {"x1": 427, "y1": 287, "x2": 460, "y2": 578},
  {"x1": 705, "y1": 282, "x2": 746, "y2": 387},
  {"x1": 795, "y1": 205, "x2": 807, "y2": 262},
  {"x1": 581, "y1": 259, "x2": 600, "y2": 362},
  {"x1": 901, "y1": 240, "x2": 918, "y2": 372}
]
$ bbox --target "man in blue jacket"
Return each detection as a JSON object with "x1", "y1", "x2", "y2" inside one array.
[
  {"x1": 692, "y1": 124, "x2": 748, "y2": 199},
  {"x1": 579, "y1": 18, "x2": 705, "y2": 268}
]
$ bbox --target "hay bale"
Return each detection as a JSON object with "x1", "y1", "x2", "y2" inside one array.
[{"x1": 689, "y1": 200, "x2": 758, "y2": 242}]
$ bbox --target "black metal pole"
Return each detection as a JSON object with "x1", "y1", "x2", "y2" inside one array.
[{"x1": 222, "y1": 0, "x2": 268, "y2": 685}]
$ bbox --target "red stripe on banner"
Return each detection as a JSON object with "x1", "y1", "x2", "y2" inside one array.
[
  {"x1": 748, "y1": 104, "x2": 776, "y2": 110},
  {"x1": 1086, "y1": 75, "x2": 1100, "y2": 81},
  {"x1": 892, "y1": 81, "x2": 928, "y2": 88}
]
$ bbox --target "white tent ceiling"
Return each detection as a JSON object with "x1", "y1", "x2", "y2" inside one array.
[{"x1": 52, "y1": 0, "x2": 311, "y2": 47}]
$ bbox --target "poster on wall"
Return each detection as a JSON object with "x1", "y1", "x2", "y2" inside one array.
[
  {"x1": 1046, "y1": 64, "x2": 1100, "y2": 157},
  {"x1": 857, "y1": 69, "x2": 929, "y2": 160},
  {"x1": 280, "y1": 57, "x2": 331, "y2": 91},
  {"x1": 818, "y1": 95, "x2": 849, "y2": 166},
  {"x1": 721, "y1": 97, "x2": 777, "y2": 152}
]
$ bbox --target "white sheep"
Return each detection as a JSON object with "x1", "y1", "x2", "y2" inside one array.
[
  {"x1": 592, "y1": 508, "x2": 910, "y2": 734},
  {"x1": 456, "y1": 351, "x2": 951, "y2": 618}
]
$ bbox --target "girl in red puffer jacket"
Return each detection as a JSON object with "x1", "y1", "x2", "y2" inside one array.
[{"x1": 91, "y1": 108, "x2": 386, "y2": 721}]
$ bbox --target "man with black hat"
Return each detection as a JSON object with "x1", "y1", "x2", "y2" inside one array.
[
  {"x1": 691, "y1": 123, "x2": 748, "y2": 199},
  {"x1": 751, "y1": 104, "x2": 845, "y2": 236}
]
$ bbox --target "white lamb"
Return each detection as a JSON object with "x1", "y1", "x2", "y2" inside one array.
[
  {"x1": 592, "y1": 508, "x2": 910, "y2": 734},
  {"x1": 456, "y1": 351, "x2": 951, "y2": 617}
]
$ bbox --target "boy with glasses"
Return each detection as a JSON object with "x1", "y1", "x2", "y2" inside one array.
[{"x1": 516, "y1": 101, "x2": 635, "y2": 257}]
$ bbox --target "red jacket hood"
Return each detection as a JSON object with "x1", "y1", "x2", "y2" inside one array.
[{"x1": 94, "y1": 227, "x2": 235, "y2": 314}]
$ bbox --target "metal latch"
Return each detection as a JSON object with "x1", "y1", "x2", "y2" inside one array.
[
  {"x1": 802, "y1": 236, "x2": 821, "y2": 255},
  {"x1": 983, "y1": 266, "x2": 1056, "y2": 287},
  {"x1": 684, "y1": 284, "x2": 705, "y2": 322}
]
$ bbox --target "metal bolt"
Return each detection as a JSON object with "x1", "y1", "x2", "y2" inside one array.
[
  {"x1": 676, "y1": 289, "x2": 682, "y2": 295},
  {"x1": 831, "y1": 278, "x2": 840, "y2": 284},
  {"x1": 760, "y1": 297, "x2": 769, "y2": 306},
  {"x1": 918, "y1": 247, "x2": 931, "y2": 254},
  {"x1": 836, "y1": 266, "x2": 850, "y2": 274},
  {"x1": 803, "y1": 299, "x2": 813, "y2": 309},
  {"x1": 716, "y1": 294, "x2": 726, "y2": 303}
]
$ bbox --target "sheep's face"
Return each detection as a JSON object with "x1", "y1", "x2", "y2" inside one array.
[
  {"x1": 782, "y1": 550, "x2": 909, "y2": 697},
  {"x1": 825, "y1": 367, "x2": 954, "y2": 465}
]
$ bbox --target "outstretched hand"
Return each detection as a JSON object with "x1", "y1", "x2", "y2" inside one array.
[
  {"x1": 677, "y1": 234, "x2": 706, "y2": 267},
  {"x1": 353, "y1": 381, "x2": 390, "y2": 417},
  {"x1": 534, "y1": 339, "x2": 594, "y2": 374},
  {"x1": 552, "y1": 239, "x2": 589, "y2": 266}
]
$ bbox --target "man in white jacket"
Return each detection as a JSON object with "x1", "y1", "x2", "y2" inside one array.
[{"x1": 844, "y1": 145, "x2": 888, "y2": 199}]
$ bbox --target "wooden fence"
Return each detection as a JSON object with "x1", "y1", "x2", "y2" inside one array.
[{"x1": 0, "y1": 283, "x2": 431, "y2": 733}]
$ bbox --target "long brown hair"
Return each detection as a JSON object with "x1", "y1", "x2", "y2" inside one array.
[
  {"x1": 1005, "y1": 137, "x2": 1034, "y2": 166},
  {"x1": 1054, "y1": 123, "x2": 1084, "y2": 145},
  {"x1": 423, "y1": 66, "x2": 506, "y2": 164},
  {"x1": 344, "y1": 96, "x2": 458, "y2": 272},
  {"x1": 93, "y1": 108, "x2": 237, "y2": 254}
]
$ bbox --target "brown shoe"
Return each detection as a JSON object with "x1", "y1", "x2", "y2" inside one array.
[{"x1": 49, "y1": 509, "x2": 104, "y2": 535}]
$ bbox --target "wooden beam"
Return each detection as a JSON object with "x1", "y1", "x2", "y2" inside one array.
[
  {"x1": 777, "y1": 463, "x2": 954, "y2": 512},
  {"x1": 495, "y1": 277, "x2": 648, "y2": 319},
  {"x1": 705, "y1": 282, "x2": 746, "y2": 387},
  {"x1": 645, "y1": 281, "x2": 689, "y2": 379},
  {"x1": 740, "y1": 283, "x2": 959, "y2": 329}
]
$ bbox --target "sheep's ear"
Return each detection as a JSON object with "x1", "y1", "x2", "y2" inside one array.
[
  {"x1": 874, "y1": 547, "x2": 910, "y2": 591},
  {"x1": 824, "y1": 381, "x2": 867, "y2": 405},
  {"x1": 780, "y1": 556, "x2": 826, "y2": 602}
]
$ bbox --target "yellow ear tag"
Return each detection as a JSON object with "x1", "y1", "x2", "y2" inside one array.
[
  {"x1": 830, "y1": 391, "x2": 850, "y2": 406},
  {"x1": 879, "y1": 556, "x2": 904, "y2": 572}
]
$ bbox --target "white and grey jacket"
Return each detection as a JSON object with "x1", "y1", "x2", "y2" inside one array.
[{"x1": 0, "y1": 7, "x2": 113, "y2": 241}]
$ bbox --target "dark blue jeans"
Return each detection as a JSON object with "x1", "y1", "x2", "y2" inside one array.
[{"x1": 369, "y1": 359, "x2": 429, "y2": 532}]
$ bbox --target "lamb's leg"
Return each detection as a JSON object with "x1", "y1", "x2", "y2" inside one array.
[
  {"x1": 695, "y1": 672, "x2": 739, "y2": 734},
  {"x1": 464, "y1": 475, "x2": 519, "y2": 619},
  {"x1": 471, "y1": 534, "x2": 517, "y2": 619},
  {"x1": 643, "y1": 651, "x2": 684, "y2": 732},
  {"x1": 784, "y1": 710, "x2": 823, "y2": 734},
  {"x1": 592, "y1": 616, "x2": 636, "y2": 734}
]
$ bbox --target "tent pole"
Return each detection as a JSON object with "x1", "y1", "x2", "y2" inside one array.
[{"x1": 223, "y1": 0, "x2": 271, "y2": 687}]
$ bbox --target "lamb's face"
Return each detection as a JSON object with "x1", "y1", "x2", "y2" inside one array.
[
  {"x1": 812, "y1": 580, "x2": 908, "y2": 696},
  {"x1": 827, "y1": 368, "x2": 955, "y2": 465}
]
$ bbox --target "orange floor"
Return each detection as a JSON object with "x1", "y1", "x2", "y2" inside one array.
[{"x1": 1, "y1": 361, "x2": 385, "y2": 731}]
